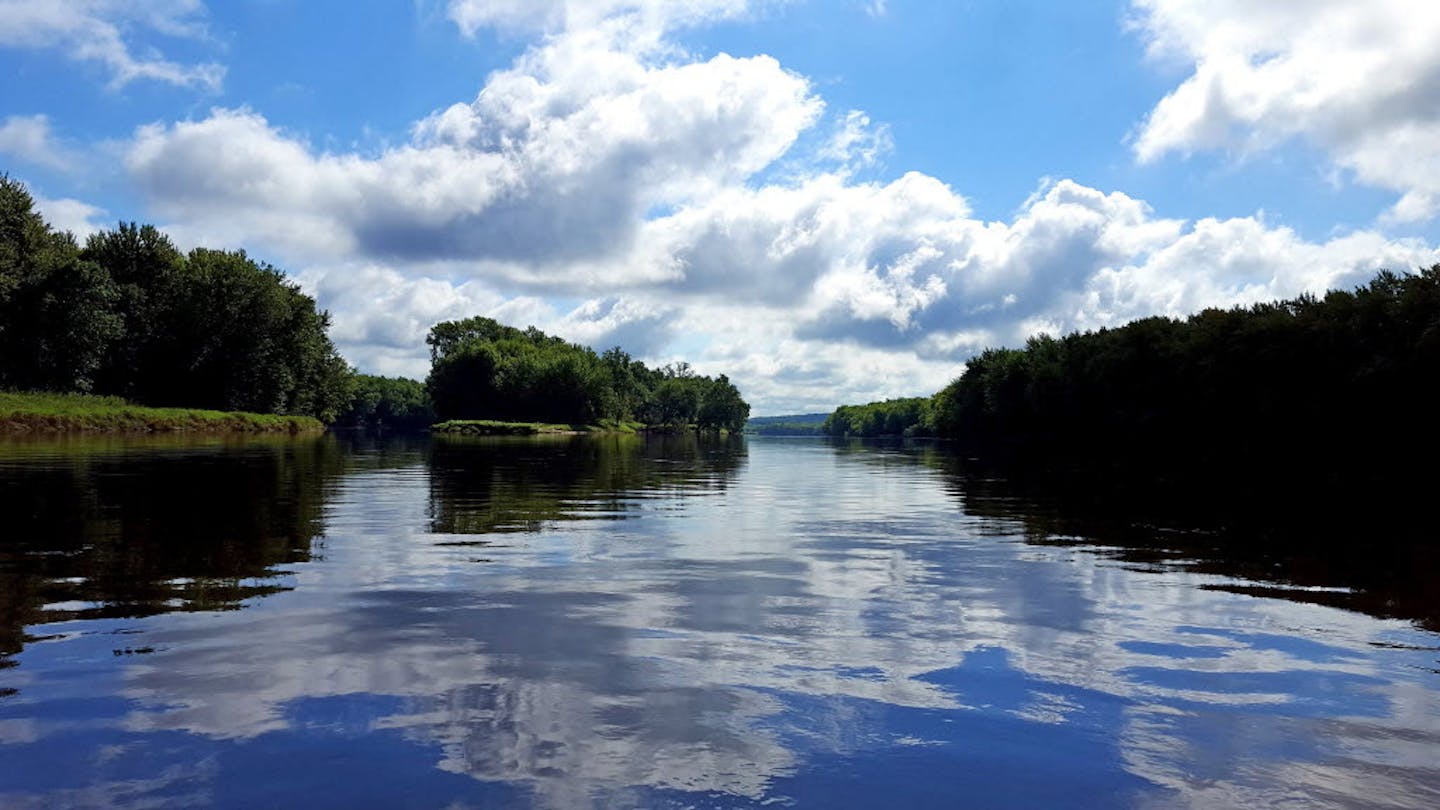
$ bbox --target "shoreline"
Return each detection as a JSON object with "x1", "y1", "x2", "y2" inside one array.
[
  {"x1": 0, "y1": 392, "x2": 324, "y2": 435},
  {"x1": 430, "y1": 419, "x2": 736, "y2": 437}
]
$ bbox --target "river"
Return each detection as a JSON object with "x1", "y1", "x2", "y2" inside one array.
[{"x1": 1, "y1": 434, "x2": 1436, "y2": 808}]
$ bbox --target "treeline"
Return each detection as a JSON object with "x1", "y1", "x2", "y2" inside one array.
[
  {"x1": 931, "y1": 267, "x2": 1440, "y2": 465},
  {"x1": 827, "y1": 266, "x2": 1440, "y2": 502},
  {"x1": 745, "y1": 413, "x2": 826, "y2": 435},
  {"x1": 748, "y1": 423, "x2": 822, "y2": 436},
  {"x1": 1, "y1": 176, "x2": 351, "y2": 420},
  {"x1": 335, "y1": 375, "x2": 434, "y2": 431},
  {"x1": 823, "y1": 397, "x2": 933, "y2": 437},
  {"x1": 426, "y1": 316, "x2": 750, "y2": 431}
]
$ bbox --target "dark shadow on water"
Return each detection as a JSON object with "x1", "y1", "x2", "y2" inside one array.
[{"x1": 0, "y1": 435, "x2": 349, "y2": 672}]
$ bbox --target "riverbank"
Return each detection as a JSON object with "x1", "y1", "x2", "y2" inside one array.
[
  {"x1": 0, "y1": 392, "x2": 324, "y2": 434},
  {"x1": 431, "y1": 418, "x2": 644, "y2": 436}
]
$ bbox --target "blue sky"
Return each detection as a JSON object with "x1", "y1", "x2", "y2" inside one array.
[{"x1": 4, "y1": 0, "x2": 1439, "y2": 413}]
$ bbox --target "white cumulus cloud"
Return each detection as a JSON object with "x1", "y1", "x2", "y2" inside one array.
[
  {"x1": 0, "y1": 114, "x2": 75, "y2": 171},
  {"x1": 1131, "y1": 0, "x2": 1440, "y2": 222},
  {"x1": 0, "y1": 0, "x2": 223, "y2": 90},
  {"x1": 126, "y1": 32, "x2": 821, "y2": 275},
  {"x1": 33, "y1": 193, "x2": 107, "y2": 238}
]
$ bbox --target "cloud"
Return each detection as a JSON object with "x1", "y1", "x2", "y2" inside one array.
[
  {"x1": 641, "y1": 175, "x2": 1438, "y2": 409},
  {"x1": 1130, "y1": 0, "x2": 1440, "y2": 221},
  {"x1": 126, "y1": 33, "x2": 821, "y2": 271},
  {"x1": 446, "y1": 0, "x2": 759, "y2": 39},
  {"x1": 294, "y1": 171, "x2": 1438, "y2": 413},
  {"x1": 296, "y1": 264, "x2": 679, "y2": 380},
  {"x1": 0, "y1": 115, "x2": 74, "y2": 171},
  {"x1": 817, "y1": 110, "x2": 893, "y2": 173},
  {"x1": 0, "y1": 0, "x2": 222, "y2": 90},
  {"x1": 555, "y1": 296, "x2": 680, "y2": 358},
  {"x1": 113, "y1": 4, "x2": 1440, "y2": 414},
  {"x1": 33, "y1": 193, "x2": 107, "y2": 238}
]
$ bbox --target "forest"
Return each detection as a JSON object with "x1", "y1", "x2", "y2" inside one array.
[
  {"x1": 826, "y1": 266, "x2": 1440, "y2": 517},
  {"x1": 426, "y1": 316, "x2": 750, "y2": 431},
  {"x1": 930, "y1": 267, "x2": 1440, "y2": 461},
  {"x1": 1, "y1": 176, "x2": 352, "y2": 421}
]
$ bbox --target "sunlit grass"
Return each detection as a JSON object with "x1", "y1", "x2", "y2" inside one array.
[{"x1": 0, "y1": 390, "x2": 324, "y2": 434}]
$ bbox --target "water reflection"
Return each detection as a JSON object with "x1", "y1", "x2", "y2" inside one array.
[
  {"x1": 0, "y1": 435, "x2": 1436, "y2": 808},
  {"x1": 427, "y1": 432, "x2": 746, "y2": 534},
  {"x1": 0, "y1": 435, "x2": 345, "y2": 670},
  {"x1": 904, "y1": 442, "x2": 1440, "y2": 631}
]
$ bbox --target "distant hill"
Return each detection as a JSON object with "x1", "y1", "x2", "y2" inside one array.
[
  {"x1": 747, "y1": 413, "x2": 828, "y2": 426},
  {"x1": 744, "y1": 413, "x2": 829, "y2": 435}
]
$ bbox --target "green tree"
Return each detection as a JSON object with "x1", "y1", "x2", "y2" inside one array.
[
  {"x1": 2, "y1": 175, "x2": 352, "y2": 420},
  {"x1": 0, "y1": 176, "x2": 122, "y2": 392},
  {"x1": 338, "y1": 374, "x2": 434, "y2": 429},
  {"x1": 822, "y1": 397, "x2": 932, "y2": 437},
  {"x1": 652, "y1": 377, "x2": 700, "y2": 427},
  {"x1": 696, "y1": 374, "x2": 750, "y2": 432},
  {"x1": 425, "y1": 316, "x2": 751, "y2": 429},
  {"x1": 80, "y1": 223, "x2": 185, "y2": 399}
]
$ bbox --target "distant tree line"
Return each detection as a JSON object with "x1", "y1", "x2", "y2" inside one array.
[
  {"x1": 744, "y1": 413, "x2": 827, "y2": 435},
  {"x1": 823, "y1": 397, "x2": 934, "y2": 437},
  {"x1": 426, "y1": 316, "x2": 750, "y2": 430},
  {"x1": 1, "y1": 176, "x2": 352, "y2": 420},
  {"x1": 334, "y1": 374, "x2": 434, "y2": 430},
  {"x1": 747, "y1": 422, "x2": 824, "y2": 436}
]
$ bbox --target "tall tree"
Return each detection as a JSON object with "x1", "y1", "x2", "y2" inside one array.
[
  {"x1": 80, "y1": 223, "x2": 184, "y2": 399},
  {"x1": 0, "y1": 176, "x2": 122, "y2": 392},
  {"x1": 1, "y1": 176, "x2": 353, "y2": 420}
]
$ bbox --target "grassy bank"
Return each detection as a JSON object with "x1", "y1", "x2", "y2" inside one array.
[
  {"x1": 0, "y1": 391, "x2": 325, "y2": 434},
  {"x1": 432, "y1": 418, "x2": 644, "y2": 436}
]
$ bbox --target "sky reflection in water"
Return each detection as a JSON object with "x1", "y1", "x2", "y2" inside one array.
[{"x1": 0, "y1": 434, "x2": 1437, "y2": 809}]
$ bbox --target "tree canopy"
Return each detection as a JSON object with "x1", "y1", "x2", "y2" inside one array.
[
  {"x1": 0, "y1": 175, "x2": 352, "y2": 421},
  {"x1": 823, "y1": 397, "x2": 934, "y2": 437},
  {"x1": 929, "y1": 267, "x2": 1440, "y2": 463},
  {"x1": 903, "y1": 265, "x2": 1440, "y2": 518},
  {"x1": 335, "y1": 374, "x2": 434, "y2": 430},
  {"x1": 807, "y1": 266, "x2": 1440, "y2": 535},
  {"x1": 426, "y1": 316, "x2": 749, "y2": 431}
]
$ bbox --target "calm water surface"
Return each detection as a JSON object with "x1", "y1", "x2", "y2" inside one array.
[{"x1": 1, "y1": 434, "x2": 1437, "y2": 808}]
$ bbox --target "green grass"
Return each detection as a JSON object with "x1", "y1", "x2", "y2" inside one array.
[
  {"x1": 0, "y1": 391, "x2": 324, "y2": 434},
  {"x1": 431, "y1": 418, "x2": 645, "y2": 436}
]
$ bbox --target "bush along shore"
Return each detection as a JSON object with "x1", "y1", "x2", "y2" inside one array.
[
  {"x1": 431, "y1": 419, "x2": 645, "y2": 436},
  {"x1": 0, "y1": 391, "x2": 324, "y2": 434}
]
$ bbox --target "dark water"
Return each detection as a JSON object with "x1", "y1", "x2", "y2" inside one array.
[{"x1": 1, "y1": 434, "x2": 1437, "y2": 809}]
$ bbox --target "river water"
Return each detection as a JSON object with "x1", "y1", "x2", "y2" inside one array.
[{"x1": 0, "y1": 434, "x2": 1437, "y2": 808}]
